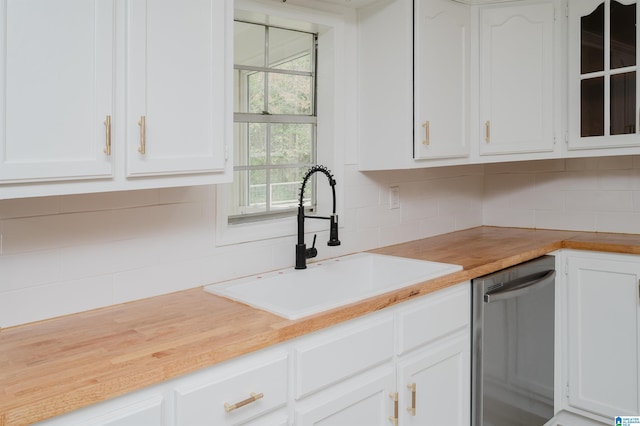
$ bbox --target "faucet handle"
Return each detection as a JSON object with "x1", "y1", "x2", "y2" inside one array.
[{"x1": 306, "y1": 234, "x2": 318, "y2": 259}]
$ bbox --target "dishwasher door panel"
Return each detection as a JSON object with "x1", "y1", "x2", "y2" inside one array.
[{"x1": 472, "y1": 255, "x2": 555, "y2": 426}]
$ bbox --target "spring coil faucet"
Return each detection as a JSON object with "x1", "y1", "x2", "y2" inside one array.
[{"x1": 295, "y1": 165, "x2": 341, "y2": 269}]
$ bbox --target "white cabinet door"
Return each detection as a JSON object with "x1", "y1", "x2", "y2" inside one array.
[
  {"x1": 175, "y1": 351, "x2": 288, "y2": 426},
  {"x1": 566, "y1": 253, "x2": 640, "y2": 419},
  {"x1": 414, "y1": 0, "x2": 470, "y2": 160},
  {"x1": 397, "y1": 333, "x2": 470, "y2": 426},
  {"x1": 127, "y1": 0, "x2": 227, "y2": 177},
  {"x1": 479, "y1": 2, "x2": 556, "y2": 156},
  {"x1": 0, "y1": 0, "x2": 114, "y2": 183},
  {"x1": 357, "y1": 0, "x2": 413, "y2": 171},
  {"x1": 34, "y1": 395, "x2": 165, "y2": 426},
  {"x1": 567, "y1": 0, "x2": 640, "y2": 151},
  {"x1": 295, "y1": 368, "x2": 395, "y2": 426}
]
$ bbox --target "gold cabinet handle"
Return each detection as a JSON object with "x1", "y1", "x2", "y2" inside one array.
[
  {"x1": 388, "y1": 392, "x2": 398, "y2": 425},
  {"x1": 407, "y1": 383, "x2": 416, "y2": 416},
  {"x1": 103, "y1": 115, "x2": 112, "y2": 156},
  {"x1": 485, "y1": 120, "x2": 491, "y2": 143},
  {"x1": 138, "y1": 115, "x2": 146, "y2": 154},
  {"x1": 224, "y1": 392, "x2": 263, "y2": 413},
  {"x1": 422, "y1": 121, "x2": 430, "y2": 145}
]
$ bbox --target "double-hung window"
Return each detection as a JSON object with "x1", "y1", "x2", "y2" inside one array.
[{"x1": 230, "y1": 21, "x2": 318, "y2": 223}]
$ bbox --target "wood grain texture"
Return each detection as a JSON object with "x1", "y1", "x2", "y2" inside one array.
[{"x1": 2, "y1": 226, "x2": 640, "y2": 424}]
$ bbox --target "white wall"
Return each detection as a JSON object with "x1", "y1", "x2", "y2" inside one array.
[{"x1": 0, "y1": 164, "x2": 484, "y2": 328}]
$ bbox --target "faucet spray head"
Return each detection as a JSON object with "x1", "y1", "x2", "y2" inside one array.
[{"x1": 328, "y1": 214, "x2": 341, "y2": 246}]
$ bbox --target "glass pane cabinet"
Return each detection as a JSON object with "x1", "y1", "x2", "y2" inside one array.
[{"x1": 569, "y1": 0, "x2": 640, "y2": 149}]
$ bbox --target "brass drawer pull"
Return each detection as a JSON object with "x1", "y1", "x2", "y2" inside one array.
[
  {"x1": 407, "y1": 382, "x2": 416, "y2": 416},
  {"x1": 103, "y1": 115, "x2": 112, "y2": 156},
  {"x1": 138, "y1": 115, "x2": 146, "y2": 154},
  {"x1": 423, "y1": 121, "x2": 430, "y2": 145},
  {"x1": 224, "y1": 392, "x2": 264, "y2": 413},
  {"x1": 388, "y1": 392, "x2": 398, "y2": 425},
  {"x1": 485, "y1": 120, "x2": 491, "y2": 143}
]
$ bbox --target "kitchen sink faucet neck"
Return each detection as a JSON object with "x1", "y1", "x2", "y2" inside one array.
[{"x1": 296, "y1": 165, "x2": 340, "y2": 270}]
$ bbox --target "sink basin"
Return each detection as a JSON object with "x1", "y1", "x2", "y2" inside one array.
[{"x1": 204, "y1": 253, "x2": 462, "y2": 320}]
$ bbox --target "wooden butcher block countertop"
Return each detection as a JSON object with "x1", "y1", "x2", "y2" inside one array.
[{"x1": 3, "y1": 226, "x2": 640, "y2": 425}]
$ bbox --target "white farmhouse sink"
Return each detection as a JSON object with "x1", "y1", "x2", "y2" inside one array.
[{"x1": 204, "y1": 253, "x2": 462, "y2": 320}]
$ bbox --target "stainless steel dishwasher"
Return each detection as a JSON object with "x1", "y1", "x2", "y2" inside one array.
[{"x1": 472, "y1": 255, "x2": 556, "y2": 426}]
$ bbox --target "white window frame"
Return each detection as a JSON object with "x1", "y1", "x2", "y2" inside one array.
[
  {"x1": 216, "y1": 0, "x2": 349, "y2": 247},
  {"x1": 231, "y1": 22, "x2": 318, "y2": 223}
]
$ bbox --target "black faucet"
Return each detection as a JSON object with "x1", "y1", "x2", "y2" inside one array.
[{"x1": 295, "y1": 165, "x2": 341, "y2": 269}]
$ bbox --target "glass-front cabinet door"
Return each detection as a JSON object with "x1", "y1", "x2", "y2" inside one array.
[{"x1": 568, "y1": 0, "x2": 640, "y2": 149}]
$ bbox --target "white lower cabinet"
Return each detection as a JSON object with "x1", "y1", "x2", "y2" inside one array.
[
  {"x1": 36, "y1": 282, "x2": 470, "y2": 426},
  {"x1": 562, "y1": 250, "x2": 640, "y2": 423},
  {"x1": 174, "y1": 351, "x2": 289, "y2": 426},
  {"x1": 397, "y1": 334, "x2": 470, "y2": 425},
  {"x1": 33, "y1": 393, "x2": 167, "y2": 426},
  {"x1": 294, "y1": 282, "x2": 471, "y2": 426},
  {"x1": 295, "y1": 367, "x2": 396, "y2": 426}
]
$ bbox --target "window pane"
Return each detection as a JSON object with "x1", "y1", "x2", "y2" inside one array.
[
  {"x1": 581, "y1": 3, "x2": 604, "y2": 74},
  {"x1": 233, "y1": 123, "x2": 267, "y2": 167},
  {"x1": 269, "y1": 28, "x2": 313, "y2": 72},
  {"x1": 611, "y1": 1, "x2": 636, "y2": 69},
  {"x1": 268, "y1": 73, "x2": 313, "y2": 115},
  {"x1": 270, "y1": 123, "x2": 313, "y2": 165},
  {"x1": 249, "y1": 169, "x2": 267, "y2": 208},
  {"x1": 271, "y1": 167, "x2": 307, "y2": 209},
  {"x1": 234, "y1": 71, "x2": 265, "y2": 113},
  {"x1": 581, "y1": 77, "x2": 605, "y2": 137},
  {"x1": 228, "y1": 170, "x2": 267, "y2": 216},
  {"x1": 234, "y1": 22, "x2": 265, "y2": 67},
  {"x1": 611, "y1": 71, "x2": 636, "y2": 135}
]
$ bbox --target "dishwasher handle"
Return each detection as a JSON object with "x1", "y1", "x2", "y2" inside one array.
[{"x1": 484, "y1": 270, "x2": 556, "y2": 303}]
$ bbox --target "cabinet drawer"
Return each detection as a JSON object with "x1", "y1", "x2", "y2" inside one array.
[
  {"x1": 294, "y1": 315, "x2": 394, "y2": 399},
  {"x1": 397, "y1": 282, "x2": 470, "y2": 356},
  {"x1": 175, "y1": 352, "x2": 288, "y2": 426}
]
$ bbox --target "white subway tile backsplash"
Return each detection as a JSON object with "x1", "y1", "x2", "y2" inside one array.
[
  {"x1": 483, "y1": 206, "x2": 536, "y2": 228},
  {"x1": 420, "y1": 215, "x2": 457, "y2": 239},
  {"x1": 598, "y1": 170, "x2": 635, "y2": 190},
  {"x1": 535, "y1": 209, "x2": 597, "y2": 232},
  {"x1": 2, "y1": 211, "x2": 113, "y2": 254},
  {"x1": 58, "y1": 189, "x2": 159, "y2": 213},
  {"x1": 7, "y1": 156, "x2": 640, "y2": 327},
  {"x1": 343, "y1": 184, "x2": 379, "y2": 209},
  {"x1": 593, "y1": 191, "x2": 634, "y2": 212},
  {"x1": 597, "y1": 211, "x2": 640, "y2": 234},
  {"x1": 0, "y1": 250, "x2": 62, "y2": 291},
  {"x1": 0, "y1": 275, "x2": 113, "y2": 328},
  {"x1": 113, "y1": 258, "x2": 201, "y2": 304},
  {"x1": 596, "y1": 156, "x2": 634, "y2": 170},
  {"x1": 0, "y1": 196, "x2": 59, "y2": 219}
]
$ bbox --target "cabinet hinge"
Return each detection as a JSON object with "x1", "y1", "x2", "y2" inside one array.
[
  {"x1": 564, "y1": 132, "x2": 569, "y2": 145},
  {"x1": 565, "y1": 381, "x2": 570, "y2": 398},
  {"x1": 565, "y1": 3, "x2": 569, "y2": 18},
  {"x1": 564, "y1": 258, "x2": 569, "y2": 276},
  {"x1": 225, "y1": 145, "x2": 229, "y2": 162}
]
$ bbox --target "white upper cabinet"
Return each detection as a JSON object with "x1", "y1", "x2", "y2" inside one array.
[
  {"x1": 414, "y1": 0, "x2": 470, "y2": 160},
  {"x1": 358, "y1": 0, "x2": 413, "y2": 171},
  {"x1": 567, "y1": 0, "x2": 640, "y2": 151},
  {"x1": 0, "y1": 0, "x2": 115, "y2": 183},
  {"x1": 127, "y1": 0, "x2": 227, "y2": 177},
  {"x1": 479, "y1": 1, "x2": 557, "y2": 156},
  {"x1": 0, "y1": 0, "x2": 232, "y2": 199}
]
